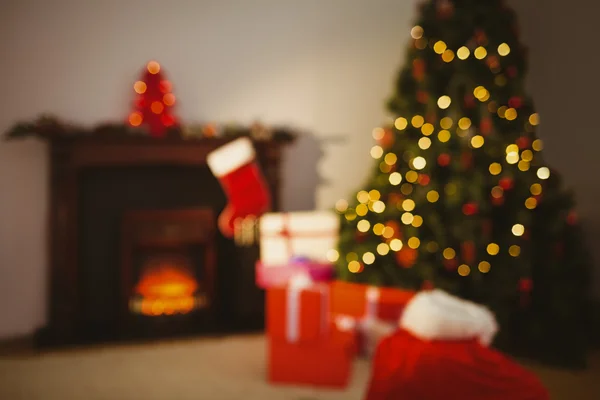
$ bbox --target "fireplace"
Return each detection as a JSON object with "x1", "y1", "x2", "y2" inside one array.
[
  {"x1": 121, "y1": 209, "x2": 216, "y2": 339},
  {"x1": 40, "y1": 134, "x2": 289, "y2": 347}
]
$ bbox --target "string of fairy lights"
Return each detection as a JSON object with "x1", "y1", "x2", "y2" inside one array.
[{"x1": 332, "y1": 24, "x2": 553, "y2": 277}]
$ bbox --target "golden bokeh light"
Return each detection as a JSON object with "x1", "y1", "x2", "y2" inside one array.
[
  {"x1": 389, "y1": 172, "x2": 403, "y2": 185},
  {"x1": 356, "y1": 204, "x2": 368, "y2": 216},
  {"x1": 525, "y1": 197, "x2": 538, "y2": 209},
  {"x1": 150, "y1": 101, "x2": 164, "y2": 114},
  {"x1": 412, "y1": 215, "x2": 424, "y2": 227},
  {"x1": 427, "y1": 190, "x2": 440, "y2": 203},
  {"x1": 163, "y1": 93, "x2": 176, "y2": 106},
  {"x1": 458, "y1": 264, "x2": 471, "y2": 276},
  {"x1": 437, "y1": 95, "x2": 452, "y2": 109},
  {"x1": 474, "y1": 46, "x2": 487, "y2": 59},
  {"x1": 357, "y1": 219, "x2": 371, "y2": 232},
  {"x1": 478, "y1": 261, "x2": 491, "y2": 273},
  {"x1": 530, "y1": 183, "x2": 543, "y2": 195},
  {"x1": 433, "y1": 40, "x2": 447, "y2": 54},
  {"x1": 457, "y1": 46, "x2": 470, "y2": 60},
  {"x1": 369, "y1": 190, "x2": 381, "y2": 201},
  {"x1": 327, "y1": 249, "x2": 339, "y2": 262},
  {"x1": 363, "y1": 252, "x2": 376, "y2": 265},
  {"x1": 372, "y1": 146, "x2": 386, "y2": 160},
  {"x1": 380, "y1": 162, "x2": 392, "y2": 173},
  {"x1": 518, "y1": 161, "x2": 530, "y2": 171},
  {"x1": 529, "y1": 113, "x2": 540, "y2": 126},
  {"x1": 418, "y1": 137, "x2": 432, "y2": 149},
  {"x1": 413, "y1": 156, "x2": 427, "y2": 170},
  {"x1": 373, "y1": 201, "x2": 386, "y2": 213},
  {"x1": 471, "y1": 135, "x2": 485, "y2": 148},
  {"x1": 505, "y1": 108, "x2": 518, "y2": 121},
  {"x1": 532, "y1": 139, "x2": 543, "y2": 151},
  {"x1": 373, "y1": 223, "x2": 385, "y2": 235},
  {"x1": 438, "y1": 129, "x2": 451, "y2": 143},
  {"x1": 506, "y1": 144, "x2": 519, "y2": 154},
  {"x1": 411, "y1": 26, "x2": 424, "y2": 39},
  {"x1": 537, "y1": 167, "x2": 550, "y2": 180},
  {"x1": 407, "y1": 237, "x2": 421, "y2": 249},
  {"x1": 348, "y1": 261, "x2": 362, "y2": 273},
  {"x1": 384, "y1": 153, "x2": 398, "y2": 166},
  {"x1": 491, "y1": 186, "x2": 504, "y2": 198},
  {"x1": 357, "y1": 191, "x2": 370, "y2": 203},
  {"x1": 512, "y1": 224, "x2": 525, "y2": 236},
  {"x1": 345, "y1": 209, "x2": 357, "y2": 221},
  {"x1": 402, "y1": 199, "x2": 416, "y2": 211},
  {"x1": 401, "y1": 212, "x2": 415, "y2": 225},
  {"x1": 487, "y1": 243, "x2": 500, "y2": 256},
  {"x1": 390, "y1": 239, "x2": 403, "y2": 251},
  {"x1": 395, "y1": 117, "x2": 408, "y2": 130},
  {"x1": 382, "y1": 226, "x2": 395, "y2": 239},
  {"x1": 506, "y1": 152, "x2": 519, "y2": 164},
  {"x1": 421, "y1": 123, "x2": 435, "y2": 136},
  {"x1": 406, "y1": 171, "x2": 419, "y2": 183},
  {"x1": 377, "y1": 243, "x2": 390, "y2": 255},
  {"x1": 509, "y1": 245, "x2": 521, "y2": 257},
  {"x1": 442, "y1": 49, "x2": 455, "y2": 62},
  {"x1": 498, "y1": 43, "x2": 511, "y2": 56},
  {"x1": 440, "y1": 117, "x2": 453, "y2": 130},
  {"x1": 443, "y1": 248, "x2": 456, "y2": 259},
  {"x1": 458, "y1": 117, "x2": 472, "y2": 130},
  {"x1": 412, "y1": 115, "x2": 425, "y2": 128},
  {"x1": 521, "y1": 150, "x2": 534, "y2": 161},
  {"x1": 134, "y1": 81, "x2": 147, "y2": 94}
]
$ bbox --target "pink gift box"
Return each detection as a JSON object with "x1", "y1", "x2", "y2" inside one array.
[{"x1": 256, "y1": 260, "x2": 335, "y2": 289}]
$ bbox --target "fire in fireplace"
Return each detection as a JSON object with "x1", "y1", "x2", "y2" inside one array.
[{"x1": 129, "y1": 254, "x2": 206, "y2": 317}]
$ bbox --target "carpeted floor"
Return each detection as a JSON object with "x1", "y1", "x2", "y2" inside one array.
[{"x1": 0, "y1": 334, "x2": 599, "y2": 400}]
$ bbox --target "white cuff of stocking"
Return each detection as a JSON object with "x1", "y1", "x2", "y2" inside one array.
[
  {"x1": 399, "y1": 289, "x2": 498, "y2": 346},
  {"x1": 207, "y1": 137, "x2": 256, "y2": 177}
]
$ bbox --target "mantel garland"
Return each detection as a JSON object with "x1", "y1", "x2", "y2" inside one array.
[{"x1": 3, "y1": 114, "x2": 296, "y2": 143}]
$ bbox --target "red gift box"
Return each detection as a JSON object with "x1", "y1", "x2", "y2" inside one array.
[
  {"x1": 266, "y1": 281, "x2": 358, "y2": 388},
  {"x1": 268, "y1": 323, "x2": 357, "y2": 388},
  {"x1": 329, "y1": 281, "x2": 415, "y2": 321}
]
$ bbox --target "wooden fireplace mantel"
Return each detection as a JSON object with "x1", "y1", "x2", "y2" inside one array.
[{"x1": 43, "y1": 134, "x2": 291, "y2": 346}]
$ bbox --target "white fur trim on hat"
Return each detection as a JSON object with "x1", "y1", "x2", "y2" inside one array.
[
  {"x1": 206, "y1": 137, "x2": 256, "y2": 177},
  {"x1": 399, "y1": 289, "x2": 498, "y2": 346}
]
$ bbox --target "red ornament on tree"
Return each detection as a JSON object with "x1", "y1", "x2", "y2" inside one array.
[
  {"x1": 518, "y1": 278, "x2": 533, "y2": 293},
  {"x1": 461, "y1": 152, "x2": 473, "y2": 169},
  {"x1": 566, "y1": 210, "x2": 578, "y2": 225},
  {"x1": 443, "y1": 257, "x2": 458, "y2": 271},
  {"x1": 438, "y1": 153, "x2": 451, "y2": 167},
  {"x1": 462, "y1": 202, "x2": 478, "y2": 216},
  {"x1": 413, "y1": 59, "x2": 426, "y2": 81},
  {"x1": 509, "y1": 96, "x2": 523, "y2": 109},
  {"x1": 464, "y1": 94, "x2": 476, "y2": 109},
  {"x1": 417, "y1": 91, "x2": 429, "y2": 104},
  {"x1": 461, "y1": 241, "x2": 476, "y2": 264},
  {"x1": 480, "y1": 117, "x2": 493, "y2": 135},
  {"x1": 506, "y1": 66, "x2": 518, "y2": 78},
  {"x1": 491, "y1": 195, "x2": 505, "y2": 206},
  {"x1": 128, "y1": 61, "x2": 179, "y2": 137},
  {"x1": 418, "y1": 174, "x2": 431, "y2": 186},
  {"x1": 377, "y1": 128, "x2": 395, "y2": 149},
  {"x1": 516, "y1": 136, "x2": 531, "y2": 149},
  {"x1": 499, "y1": 177, "x2": 514, "y2": 190},
  {"x1": 436, "y1": 0, "x2": 455, "y2": 19}
]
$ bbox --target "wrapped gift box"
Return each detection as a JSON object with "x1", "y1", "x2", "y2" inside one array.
[
  {"x1": 259, "y1": 211, "x2": 339, "y2": 266},
  {"x1": 266, "y1": 278, "x2": 358, "y2": 388},
  {"x1": 256, "y1": 259, "x2": 334, "y2": 289},
  {"x1": 268, "y1": 323, "x2": 357, "y2": 388},
  {"x1": 329, "y1": 281, "x2": 415, "y2": 357},
  {"x1": 329, "y1": 281, "x2": 415, "y2": 321}
]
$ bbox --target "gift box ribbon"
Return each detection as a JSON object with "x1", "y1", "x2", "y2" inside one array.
[{"x1": 286, "y1": 274, "x2": 330, "y2": 343}]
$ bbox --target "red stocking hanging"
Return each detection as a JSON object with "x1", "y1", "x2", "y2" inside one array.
[{"x1": 207, "y1": 137, "x2": 271, "y2": 238}]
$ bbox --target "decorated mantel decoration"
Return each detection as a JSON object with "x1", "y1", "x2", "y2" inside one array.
[
  {"x1": 127, "y1": 60, "x2": 179, "y2": 137},
  {"x1": 206, "y1": 137, "x2": 272, "y2": 238}
]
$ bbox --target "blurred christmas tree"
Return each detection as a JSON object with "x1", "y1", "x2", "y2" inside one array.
[
  {"x1": 128, "y1": 60, "x2": 178, "y2": 137},
  {"x1": 335, "y1": 0, "x2": 592, "y2": 368}
]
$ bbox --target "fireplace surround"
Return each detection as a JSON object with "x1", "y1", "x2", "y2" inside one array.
[{"x1": 39, "y1": 133, "x2": 288, "y2": 347}]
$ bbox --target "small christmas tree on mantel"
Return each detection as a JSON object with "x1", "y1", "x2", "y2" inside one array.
[{"x1": 128, "y1": 60, "x2": 179, "y2": 137}]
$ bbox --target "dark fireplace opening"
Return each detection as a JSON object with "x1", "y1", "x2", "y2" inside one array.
[{"x1": 77, "y1": 164, "x2": 238, "y2": 342}]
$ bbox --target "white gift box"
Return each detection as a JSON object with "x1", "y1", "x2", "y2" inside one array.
[{"x1": 259, "y1": 211, "x2": 340, "y2": 266}]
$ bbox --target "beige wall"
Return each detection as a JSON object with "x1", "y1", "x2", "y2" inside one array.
[{"x1": 0, "y1": 0, "x2": 597, "y2": 339}]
